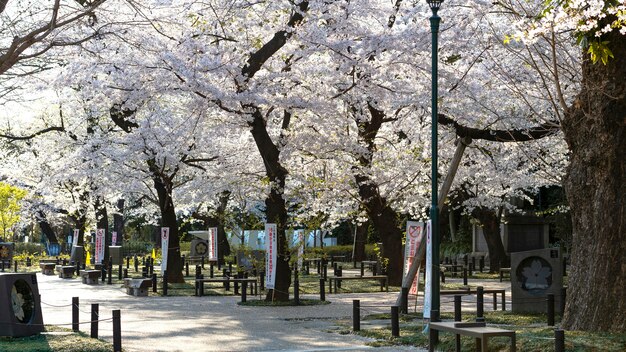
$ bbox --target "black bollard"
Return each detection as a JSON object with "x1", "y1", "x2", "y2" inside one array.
[
  {"x1": 210, "y1": 263, "x2": 214, "y2": 278},
  {"x1": 476, "y1": 286, "x2": 484, "y2": 322},
  {"x1": 149, "y1": 262, "x2": 154, "y2": 277},
  {"x1": 454, "y1": 295, "x2": 462, "y2": 321},
  {"x1": 185, "y1": 261, "x2": 189, "y2": 277},
  {"x1": 547, "y1": 294, "x2": 555, "y2": 326},
  {"x1": 26, "y1": 256, "x2": 32, "y2": 266},
  {"x1": 479, "y1": 256, "x2": 485, "y2": 272},
  {"x1": 14, "y1": 260, "x2": 17, "y2": 273},
  {"x1": 101, "y1": 266, "x2": 107, "y2": 283},
  {"x1": 353, "y1": 300, "x2": 360, "y2": 331},
  {"x1": 401, "y1": 287, "x2": 409, "y2": 314},
  {"x1": 196, "y1": 265, "x2": 201, "y2": 279},
  {"x1": 113, "y1": 310, "x2": 122, "y2": 352},
  {"x1": 554, "y1": 329, "x2": 565, "y2": 352},
  {"x1": 199, "y1": 274, "x2": 205, "y2": 296},
  {"x1": 441, "y1": 269, "x2": 445, "y2": 283},
  {"x1": 463, "y1": 268, "x2": 468, "y2": 286},
  {"x1": 72, "y1": 297, "x2": 79, "y2": 332},
  {"x1": 76, "y1": 262, "x2": 81, "y2": 277},
  {"x1": 163, "y1": 270, "x2": 168, "y2": 296},
  {"x1": 118, "y1": 264, "x2": 123, "y2": 280},
  {"x1": 241, "y1": 281, "x2": 247, "y2": 303},
  {"x1": 142, "y1": 266, "x2": 148, "y2": 278},
  {"x1": 201, "y1": 255, "x2": 205, "y2": 269},
  {"x1": 469, "y1": 263, "x2": 474, "y2": 276},
  {"x1": 123, "y1": 268, "x2": 128, "y2": 278},
  {"x1": 91, "y1": 303, "x2": 99, "y2": 339},
  {"x1": 107, "y1": 262, "x2": 112, "y2": 285},
  {"x1": 260, "y1": 272, "x2": 265, "y2": 291},
  {"x1": 319, "y1": 278, "x2": 326, "y2": 301},
  {"x1": 152, "y1": 274, "x2": 157, "y2": 293},
  {"x1": 126, "y1": 256, "x2": 130, "y2": 269},
  {"x1": 134, "y1": 255, "x2": 138, "y2": 272},
  {"x1": 391, "y1": 305, "x2": 400, "y2": 337},
  {"x1": 337, "y1": 265, "x2": 342, "y2": 289},
  {"x1": 360, "y1": 262, "x2": 365, "y2": 277}
]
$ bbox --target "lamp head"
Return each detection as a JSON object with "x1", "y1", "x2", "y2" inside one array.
[{"x1": 426, "y1": 0, "x2": 443, "y2": 11}]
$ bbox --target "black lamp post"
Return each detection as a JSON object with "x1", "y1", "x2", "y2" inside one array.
[{"x1": 426, "y1": 0, "x2": 442, "y2": 323}]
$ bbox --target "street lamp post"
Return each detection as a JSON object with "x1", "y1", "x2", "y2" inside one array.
[{"x1": 426, "y1": 0, "x2": 442, "y2": 323}]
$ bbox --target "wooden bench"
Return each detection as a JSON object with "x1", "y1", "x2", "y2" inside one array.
[
  {"x1": 499, "y1": 268, "x2": 511, "y2": 282},
  {"x1": 441, "y1": 288, "x2": 507, "y2": 311},
  {"x1": 123, "y1": 278, "x2": 152, "y2": 296},
  {"x1": 55, "y1": 265, "x2": 75, "y2": 279},
  {"x1": 195, "y1": 277, "x2": 258, "y2": 296},
  {"x1": 327, "y1": 275, "x2": 388, "y2": 293},
  {"x1": 429, "y1": 321, "x2": 516, "y2": 352},
  {"x1": 40, "y1": 262, "x2": 56, "y2": 275},
  {"x1": 79, "y1": 270, "x2": 101, "y2": 284}
]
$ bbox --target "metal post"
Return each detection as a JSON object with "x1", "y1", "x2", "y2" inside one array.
[
  {"x1": 319, "y1": 278, "x2": 326, "y2": 301},
  {"x1": 454, "y1": 295, "x2": 462, "y2": 321},
  {"x1": 113, "y1": 310, "x2": 122, "y2": 352},
  {"x1": 163, "y1": 270, "x2": 168, "y2": 296},
  {"x1": 479, "y1": 256, "x2": 484, "y2": 272},
  {"x1": 548, "y1": 294, "x2": 555, "y2": 326},
  {"x1": 476, "y1": 286, "x2": 484, "y2": 322},
  {"x1": 555, "y1": 329, "x2": 565, "y2": 352},
  {"x1": 210, "y1": 263, "x2": 214, "y2": 278},
  {"x1": 428, "y1": 0, "x2": 442, "y2": 321},
  {"x1": 14, "y1": 260, "x2": 17, "y2": 273},
  {"x1": 185, "y1": 261, "x2": 189, "y2": 277},
  {"x1": 107, "y1": 262, "x2": 112, "y2": 285},
  {"x1": 123, "y1": 268, "x2": 128, "y2": 278},
  {"x1": 242, "y1": 281, "x2": 247, "y2": 303},
  {"x1": 463, "y1": 267, "x2": 468, "y2": 286},
  {"x1": 118, "y1": 264, "x2": 123, "y2": 280},
  {"x1": 72, "y1": 297, "x2": 79, "y2": 332},
  {"x1": 152, "y1": 273, "x2": 157, "y2": 293},
  {"x1": 91, "y1": 303, "x2": 99, "y2": 339},
  {"x1": 353, "y1": 300, "x2": 360, "y2": 331},
  {"x1": 360, "y1": 262, "x2": 365, "y2": 277},
  {"x1": 391, "y1": 305, "x2": 400, "y2": 337}
]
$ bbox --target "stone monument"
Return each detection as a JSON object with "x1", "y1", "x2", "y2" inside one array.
[
  {"x1": 0, "y1": 273, "x2": 44, "y2": 337},
  {"x1": 511, "y1": 248, "x2": 564, "y2": 314}
]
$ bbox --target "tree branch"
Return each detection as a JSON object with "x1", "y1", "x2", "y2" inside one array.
[{"x1": 438, "y1": 114, "x2": 560, "y2": 142}]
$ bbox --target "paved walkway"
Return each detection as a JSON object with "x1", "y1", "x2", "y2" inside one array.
[{"x1": 36, "y1": 273, "x2": 510, "y2": 352}]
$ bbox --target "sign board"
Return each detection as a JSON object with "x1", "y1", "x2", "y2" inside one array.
[
  {"x1": 208, "y1": 227, "x2": 218, "y2": 261},
  {"x1": 72, "y1": 229, "x2": 79, "y2": 247},
  {"x1": 403, "y1": 221, "x2": 425, "y2": 295},
  {"x1": 161, "y1": 227, "x2": 169, "y2": 275},
  {"x1": 95, "y1": 229, "x2": 105, "y2": 264},
  {"x1": 111, "y1": 231, "x2": 118, "y2": 246},
  {"x1": 265, "y1": 223, "x2": 277, "y2": 290},
  {"x1": 423, "y1": 221, "x2": 432, "y2": 319}
]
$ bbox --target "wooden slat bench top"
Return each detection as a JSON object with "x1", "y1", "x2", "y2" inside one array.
[{"x1": 429, "y1": 321, "x2": 516, "y2": 352}]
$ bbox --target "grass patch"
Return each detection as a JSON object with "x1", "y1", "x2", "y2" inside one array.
[{"x1": 0, "y1": 326, "x2": 116, "y2": 352}]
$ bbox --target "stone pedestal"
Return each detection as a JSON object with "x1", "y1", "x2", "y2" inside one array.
[
  {"x1": 511, "y1": 248, "x2": 563, "y2": 314},
  {"x1": 110, "y1": 246, "x2": 123, "y2": 265},
  {"x1": 70, "y1": 245, "x2": 84, "y2": 265}
]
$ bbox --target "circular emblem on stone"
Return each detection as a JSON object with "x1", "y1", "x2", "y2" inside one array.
[
  {"x1": 195, "y1": 242, "x2": 208, "y2": 256},
  {"x1": 516, "y1": 256, "x2": 553, "y2": 296},
  {"x1": 11, "y1": 279, "x2": 35, "y2": 324}
]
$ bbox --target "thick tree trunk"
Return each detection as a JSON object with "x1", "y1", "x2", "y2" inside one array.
[
  {"x1": 149, "y1": 161, "x2": 184, "y2": 283},
  {"x1": 37, "y1": 211, "x2": 58, "y2": 244},
  {"x1": 113, "y1": 199, "x2": 124, "y2": 246},
  {"x1": 352, "y1": 221, "x2": 368, "y2": 262},
  {"x1": 472, "y1": 208, "x2": 506, "y2": 272},
  {"x1": 561, "y1": 28, "x2": 626, "y2": 333}
]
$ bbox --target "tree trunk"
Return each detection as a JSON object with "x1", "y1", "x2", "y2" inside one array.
[
  {"x1": 149, "y1": 161, "x2": 184, "y2": 283},
  {"x1": 248, "y1": 108, "x2": 291, "y2": 301},
  {"x1": 561, "y1": 27, "x2": 626, "y2": 333},
  {"x1": 37, "y1": 210, "x2": 58, "y2": 244},
  {"x1": 472, "y1": 207, "x2": 506, "y2": 272},
  {"x1": 113, "y1": 199, "x2": 125, "y2": 246}
]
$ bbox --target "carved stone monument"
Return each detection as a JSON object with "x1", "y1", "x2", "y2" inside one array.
[
  {"x1": 0, "y1": 242, "x2": 14, "y2": 267},
  {"x1": 511, "y1": 248, "x2": 564, "y2": 314},
  {"x1": 0, "y1": 273, "x2": 44, "y2": 337},
  {"x1": 109, "y1": 246, "x2": 123, "y2": 265},
  {"x1": 70, "y1": 245, "x2": 84, "y2": 265},
  {"x1": 190, "y1": 238, "x2": 209, "y2": 257}
]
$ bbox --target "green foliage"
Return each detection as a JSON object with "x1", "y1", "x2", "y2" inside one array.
[
  {"x1": 15, "y1": 242, "x2": 44, "y2": 255},
  {"x1": 0, "y1": 182, "x2": 26, "y2": 241},
  {"x1": 586, "y1": 39, "x2": 614, "y2": 65},
  {"x1": 121, "y1": 241, "x2": 153, "y2": 256}
]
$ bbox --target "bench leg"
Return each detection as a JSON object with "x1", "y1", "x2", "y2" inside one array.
[
  {"x1": 493, "y1": 293, "x2": 497, "y2": 310},
  {"x1": 481, "y1": 337, "x2": 489, "y2": 352},
  {"x1": 502, "y1": 292, "x2": 506, "y2": 311},
  {"x1": 510, "y1": 333, "x2": 516, "y2": 352},
  {"x1": 455, "y1": 334, "x2": 461, "y2": 352},
  {"x1": 475, "y1": 337, "x2": 481, "y2": 351}
]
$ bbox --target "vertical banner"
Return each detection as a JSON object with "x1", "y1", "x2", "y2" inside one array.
[
  {"x1": 265, "y1": 223, "x2": 277, "y2": 290},
  {"x1": 161, "y1": 227, "x2": 169, "y2": 275},
  {"x1": 403, "y1": 221, "x2": 425, "y2": 295},
  {"x1": 423, "y1": 221, "x2": 433, "y2": 319},
  {"x1": 95, "y1": 229, "x2": 105, "y2": 264},
  {"x1": 111, "y1": 231, "x2": 118, "y2": 246},
  {"x1": 208, "y1": 227, "x2": 218, "y2": 261},
  {"x1": 297, "y1": 230, "x2": 305, "y2": 269},
  {"x1": 72, "y1": 229, "x2": 79, "y2": 248}
]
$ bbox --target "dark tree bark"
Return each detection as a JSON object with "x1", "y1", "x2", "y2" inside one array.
[
  {"x1": 471, "y1": 207, "x2": 506, "y2": 272},
  {"x1": 352, "y1": 221, "x2": 368, "y2": 262},
  {"x1": 351, "y1": 104, "x2": 404, "y2": 286},
  {"x1": 37, "y1": 210, "x2": 58, "y2": 244},
  {"x1": 113, "y1": 199, "x2": 124, "y2": 246},
  {"x1": 148, "y1": 159, "x2": 184, "y2": 283},
  {"x1": 560, "y1": 27, "x2": 626, "y2": 333}
]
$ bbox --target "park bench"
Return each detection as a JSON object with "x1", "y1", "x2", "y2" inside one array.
[
  {"x1": 440, "y1": 288, "x2": 507, "y2": 311},
  {"x1": 123, "y1": 278, "x2": 152, "y2": 296},
  {"x1": 195, "y1": 277, "x2": 258, "y2": 296},
  {"x1": 429, "y1": 321, "x2": 516, "y2": 352},
  {"x1": 55, "y1": 265, "x2": 75, "y2": 279},
  {"x1": 40, "y1": 262, "x2": 56, "y2": 275},
  {"x1": 79, "y1": 270, "x2": 101, "y2": 284},
  {"x1": 499, "y1": 267, "x2": 511, "y2": 282},
  {"x1": 327, "y1": 275, "x2": 388, "y2": 294}
]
